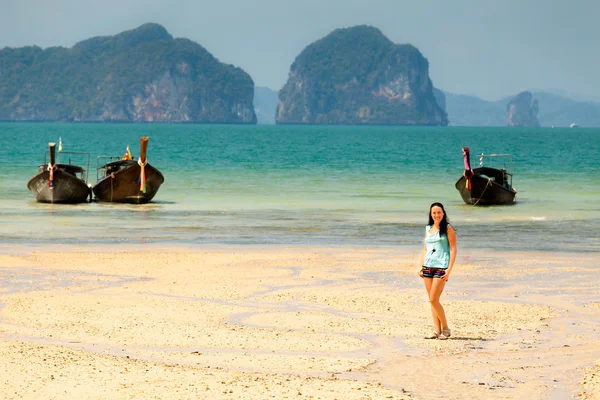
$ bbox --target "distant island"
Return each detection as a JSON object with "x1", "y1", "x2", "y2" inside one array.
[
  {"x1": 0, "y1": 23, "x2": 256, "y2": 123},
  {"x1": 442, "y1": 90, "x2": 600, "y2": 127},
  {"x1": 254, "y1": 87, "x2": 279, "y2": 125},
  {"x1": 276, "y1": 26, "x2": 448, "y2": 126},
  {"x1": 506, "y1": 91, "x2": 540, "y2": 127}
]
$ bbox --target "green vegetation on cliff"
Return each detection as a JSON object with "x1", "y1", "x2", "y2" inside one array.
[
  {"x1": 0, "y1": 23, "x2": 256, "y2": 123},
  {"x1": 276, "y1": 25, "x2": 447, "y2": 125}
]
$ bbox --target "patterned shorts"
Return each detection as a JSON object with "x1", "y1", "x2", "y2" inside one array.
[{"x1": 421, "y1": 266, "x2": 447, "y2": 278}]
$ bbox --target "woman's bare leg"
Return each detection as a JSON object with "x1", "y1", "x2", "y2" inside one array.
[
  {"x1": 423, "y1": 277, "x2": 442, "y2": 333},
  {"x1": 428, "y1": 278, "x2": 448, "y2": 331}
]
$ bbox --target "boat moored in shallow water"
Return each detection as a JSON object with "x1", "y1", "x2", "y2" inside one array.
[
  {"x1": 27, "y1": 141, "x2": 92, "y2": 204},
  {"x1": 455, "y1": 147, "x2": 517, "y2": 206},
  {"x1": 92, "y1": 136, "x2": 164, "y2": 204}
]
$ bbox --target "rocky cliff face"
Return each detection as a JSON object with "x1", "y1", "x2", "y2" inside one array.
[
  {"x1": 276, "y1": 26, "x2": 447, "y2": 125},
  {"x1": 433, "y1": 88, "x2": 446, "y2": 113},
  {"x1": 506, "y1": 91, "x2": 540, "y2": 127},
  {"x1": 0, "y1": 24, "x2": 256, "y2": 123}
]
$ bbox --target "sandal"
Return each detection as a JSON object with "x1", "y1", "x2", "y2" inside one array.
[
  {"x1": 439, "y1": 329, "x2": 451, "y2": 340},
  {"x1": 424, "y1": 332, "x2": 439, "y2": 339}
]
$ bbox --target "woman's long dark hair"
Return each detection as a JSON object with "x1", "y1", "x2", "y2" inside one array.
[{"x1": 427, "y1": 202, "x2": 449, "y2": 236}]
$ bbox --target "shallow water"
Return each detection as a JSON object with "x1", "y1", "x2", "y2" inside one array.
[{"x1": 1, "y1": 123, "x2": 598, "y2": 252}]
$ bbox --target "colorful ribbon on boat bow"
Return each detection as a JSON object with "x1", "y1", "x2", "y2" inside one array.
[
  {"x1": 463, "y1": 169, "x2": 474, "y2": 190},
  {"x1": 138, "y1": 158, "x2": 147, "y2": 193},
  {"x1": 48, "y1": 163, "x2": 56, "y2": 188},
  {"x1": 462, "y1": 147, "x2": 474, "y2": 191}
]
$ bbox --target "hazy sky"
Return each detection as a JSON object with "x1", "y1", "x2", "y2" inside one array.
[{"x1": 1, "y1": 0, "x2": 599, "y2": 101}]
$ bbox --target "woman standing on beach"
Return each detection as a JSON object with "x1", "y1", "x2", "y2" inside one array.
[{"x1": 419, "y1": 202, "x2": 457, "y2": 340}]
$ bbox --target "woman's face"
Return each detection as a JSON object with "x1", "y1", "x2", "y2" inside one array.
[{"x1": 431, "y1": 206, "x2": 444, "y2": 224}]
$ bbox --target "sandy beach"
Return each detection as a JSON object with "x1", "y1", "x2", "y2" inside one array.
[{"x1": 0, "y1": 245, "x2": 598, "y2": 399}]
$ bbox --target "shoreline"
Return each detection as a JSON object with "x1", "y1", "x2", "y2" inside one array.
[{"x1": 1, "y1": 245, "x2": 599, "y2": 399}]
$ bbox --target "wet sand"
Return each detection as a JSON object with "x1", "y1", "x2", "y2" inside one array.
[{"x1": 0, "y1": 245, "x2": 598, "y2": 399}]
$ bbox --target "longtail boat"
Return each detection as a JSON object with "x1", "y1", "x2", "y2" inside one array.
[
  {"x1": 92, "y1": 136, "x2": 164, "y2": 204},
  {"x1": 455, "y1": 147, "x2": 517, "y2": 206},
  {"x1": 27, "y1": 142, "x2": 92, "y2": 204}
]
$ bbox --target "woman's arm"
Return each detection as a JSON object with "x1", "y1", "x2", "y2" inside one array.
[
  {"x1": 418, "y1": 234, "x2": 426, "y2": 277},
  {"x1": 445, "y1": 225, "x2": 457, "y2": 278}
]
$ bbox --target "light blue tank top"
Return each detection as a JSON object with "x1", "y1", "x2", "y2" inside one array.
[{"x1": 423, "y1": 225, "x2": 451, "y2": 269}]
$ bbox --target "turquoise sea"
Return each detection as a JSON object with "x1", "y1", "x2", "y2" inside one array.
[{"x1": 0, "y1": 123, "x2": 598, "y2": 252}]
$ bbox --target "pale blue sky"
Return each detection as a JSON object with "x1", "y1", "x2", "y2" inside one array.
[{"x1": 1, "y1": 0, "x2": 598, "y2": 101}]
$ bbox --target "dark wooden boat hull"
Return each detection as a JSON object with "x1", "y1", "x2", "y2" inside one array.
[
  {"x1": 27, "y1": 170, "x2": 91, "y2": 204},
  {"x1": 455, "y1": 174, "x2": 516, "y2": 205},
  {"x1": 93, "y1": 162, "x2": 164, "y2": 204}
]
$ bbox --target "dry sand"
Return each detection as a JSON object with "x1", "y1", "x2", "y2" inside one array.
[{"x1": 0, "y1": 245, "x2": 598, "y2": 399}]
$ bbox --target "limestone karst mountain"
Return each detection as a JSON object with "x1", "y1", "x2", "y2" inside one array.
[
  {"x1": 506, "y1": 91, "x2": 540, "y2": 127},
  {"x1": 276, "y1": 25, "x2": 447, "y2": 126},
  {"x1": 0, "y1": 23, "x2": 256, "y2": 123}
]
